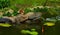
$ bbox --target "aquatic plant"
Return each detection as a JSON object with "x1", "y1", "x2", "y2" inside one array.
[
  {"x1": 44, "y1": 22, "x2": 55, "y2": 26},
  {"x1": 0, "y1": 23, "x2": 12, "y2": 27},
  {"x1": 21, "y1": 29, "x2": 38, "y2": 35}
]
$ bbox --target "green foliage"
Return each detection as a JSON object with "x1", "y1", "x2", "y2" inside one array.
[
  {"x1": 3, "y1": 12, "x2": 12, "y2": 17},
  {"x1": 12, "y1": 11, "x2": 19, "y2": 16},
  {"x1": 33, "y1": 7, "x2": 48, "y2": 12},
  {"x1": 0, "y1": 0, "x2": 10, "y2": 9},
  {"x1": 48, "y1": 8, "x2": 59, "y2": 16},
  {"x1": 21, "y1": 29, "x2": 38, "y2": 35},
  {"x1": 10, "y1": 5, "x2": 19, "y2": 11},
  {"x1": 0, "y1": 16, "x2": 3, "y2": 18},
  {"x1": 33, "y1": 7, "x2": 40, "y2": 12},
  {"x1": 55, "y1": 7, "x2": 60, "y2": 14},
  {"x1": 24, "y1": 8, "x2": 32, "y2": 14},
  {"x1": 10, "y1": 0, "x2": 47, "y2": 8}
]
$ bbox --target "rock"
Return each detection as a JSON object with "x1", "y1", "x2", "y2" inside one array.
[
  {"x1": 0, "y1": 12, "x2": 42, "y2": 25},
  {"x1": 25, "y1": 20, "x2": 32, "y2": 24},
  {"x1": 22, "y1": 12, "x2": 42, "y2": 24},
  {"x1": 0, "y1": 18, "x2": 13, "y2": 24},
  {"x1": 15, "y1": 14, "x2": 28, "y2": 24},
  {"x1": 3, "y1": 16, "x2": 16, "y2": 23},
  {"x1": 27, "y1": 12, "x2": 42, "y2": 20},
  {"x1": 15, "y1": 12, "x2": 42, "y2": 24}
]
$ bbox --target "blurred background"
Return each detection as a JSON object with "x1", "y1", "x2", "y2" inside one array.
[{"x1": 0, "y1": 0, "x2": 60, "y2": 35}]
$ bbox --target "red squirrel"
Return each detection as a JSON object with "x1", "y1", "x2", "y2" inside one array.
[{"x1": 19, "y1": 9, "x2": 24, "y2": 15}]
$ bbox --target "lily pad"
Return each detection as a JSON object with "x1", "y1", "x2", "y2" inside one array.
[
  {"x1": 0, "y1": 23, "x2": 12, "y2": 27},
  {"x1": 44, "y1": 22, "x2": 55, "y2": 26},
  {"x1": 21, "y1": 30, "x2": 31, "y2": 34}
]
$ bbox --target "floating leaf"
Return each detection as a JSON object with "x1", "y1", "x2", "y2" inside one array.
[
  {"x1": 0, "y1": 23, "x2": 12, "y2": 27},
  {"x1": 44, "y1": 22, "x2": 55, "y2": 26},
  {"x1": 21, "y1": 30, "x2": 30, "y2": 34},
  {"x1": 30, "y1": 32, "x2": 38, "y2": 35}
]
